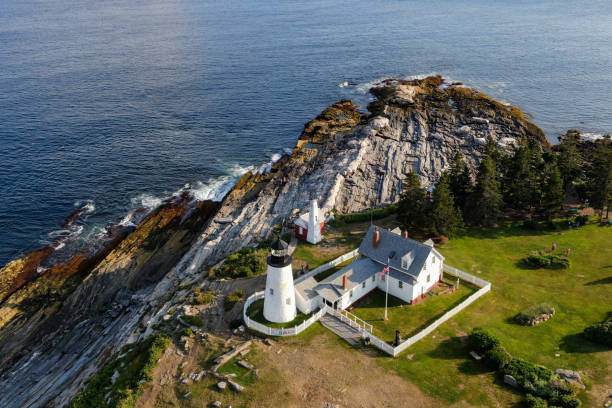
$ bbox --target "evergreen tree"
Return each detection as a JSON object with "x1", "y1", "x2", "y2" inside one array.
[
  {"x1": 448, "y1": 152, "x2": 473, "y2": 213},
  {"x1": 467, "y1": 152, "x2": 503, "y2": 227},
  {"x1": 503, "y1": 138, "x2": 543, "y2": 211},
  {"x1": 588, "y1": 136, "x2": 612, "y2": 219},
  {"x1": 540, "y1": 157, "x2": 564, "y2": 219},
  {"x1": 397, "y1": 171, "x2": 429, "y2": 234},
  {"x1": 430, "y1": 172, "x2": 463, "y2": 237},
  {"x1": 557, "y1": 130, "x2": 583, "y2": 198}
]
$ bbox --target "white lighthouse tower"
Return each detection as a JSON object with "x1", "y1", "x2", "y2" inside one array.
[
  {"x1": 263, "y1": 238, "x2": 296, "y2": 323},
  {"x1": 306, "y1": 199, "x2": 322, "y2": 244}
]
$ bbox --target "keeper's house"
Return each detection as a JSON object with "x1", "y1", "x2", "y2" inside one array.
[{"x1": 295, "y1": 225, "x2": 444, "y2": 314}]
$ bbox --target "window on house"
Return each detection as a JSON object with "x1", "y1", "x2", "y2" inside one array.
[
  {"x1": 372, "y1": 275, "x2": 375, "y2": 282},
  {"x1": 270, "y1": 288, "x2": 274, "y2": 295},
  {"x1": 350, "y1": 290, "x2": 354, "y2": 298},
  {"x1": 432, "y1": 257, "x2": 436, "y2": 263},
  {"x1": 362, "y1": 281, "x2": 366, "y2": 288},
  {"x1": 286, "y1": 297, "x2": 291, "y2": 305},
  {"x1": 399, "y1": 281, "x2": 403, "y2": 289},
  {"x1": 427, "y1": 274, "x2": 430, "y2": 282}
]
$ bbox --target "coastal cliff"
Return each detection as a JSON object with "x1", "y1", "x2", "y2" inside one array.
[{"x1": 0, "y1": 77, "x2": 548, "y2": 406}]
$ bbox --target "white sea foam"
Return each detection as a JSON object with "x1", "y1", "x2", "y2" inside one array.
[
  {"x1": 74, "y1": 199, "x2": 95, "y2": 214},
  {"x1": 132, "y1": 193, "x2": 163, "y2": 209},
  {"x1": 344, "y1": 72, "x2": 466, "y2": 96},
  {"x1": 581, "y1": 132, "x2": 609, "y2": 141}
]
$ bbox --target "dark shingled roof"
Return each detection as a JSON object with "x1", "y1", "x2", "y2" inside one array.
[
  {"x1": 359, "y1": 225, "x2": 441, "y2": 280},
  {"x1": 314, "y1": 258, "x2": 381, "y2": 302}
]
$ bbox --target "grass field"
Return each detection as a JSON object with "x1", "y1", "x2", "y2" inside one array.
[
  {"x1": 351, "y1": 282, "x2": 478, "y2": 343},
  {"x1": 375, "y1": 221, "x2": 612, "y2": 406}
]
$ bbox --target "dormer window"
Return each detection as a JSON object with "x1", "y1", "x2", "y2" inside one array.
[{"x1": 401, "y1": 252, "x2": 413, "y2": 270}]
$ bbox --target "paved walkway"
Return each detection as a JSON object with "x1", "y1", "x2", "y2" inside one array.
[{"x1": 320, "y1": 313, "x2": 362, "y2": 346}]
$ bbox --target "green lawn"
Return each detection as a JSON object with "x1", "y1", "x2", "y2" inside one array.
[
  {"x1": 351, "y1": 282, "x2": 478, "y2": 343},
  {"x1": 217, "y1": 352, "x2": 259, "y2": 387},
  {"x1": 246, "y1": 298, "x2": 312, "y2": 329},
  {"x1": 375, "y1": 221, "x2": 612, "y2": 406}
]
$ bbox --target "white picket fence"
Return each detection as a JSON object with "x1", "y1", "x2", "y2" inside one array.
[
  {"x1": 243, "y1": 291, "x2": 327, "y2": 336},
  {"x1": 294, "y1": 249, "x2": 359, "y2": 284},
  {"x1": 362, "y1": 264, "x2": 492, "y2": 357},
  {"x1": 243, "y1": 263, "x2": 491, "y2": 357}
]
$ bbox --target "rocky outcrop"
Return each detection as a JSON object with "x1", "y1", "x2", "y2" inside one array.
[{"x1": 0, "y1": 77, "x2": 549, "y2": 407}]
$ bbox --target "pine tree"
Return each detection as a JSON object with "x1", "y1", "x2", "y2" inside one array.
[
  {"x1": 540, "y1": 158, "x2": 564, "y2": 219},
  {"x1": 430, "y1": 172, "x2": 463, "y2": 237},
  {"x1": 588, "y1": 136, "x2": 612, "y2": 220},
  {"x1": 557, "y1": 130, "x2": 583, "y2": 198},
  {"x1": 397, "y1": 171, "x2": 429, "y2": 234},
  {"x1": 468, "y1": 153, "x2": 503, "y2": 227},
  {"x1": 448, "y1": 152, "x2": 472, "y2": 213},
  {"x1": 503, "y1": 138, "x2": 542, "y2": 211}
]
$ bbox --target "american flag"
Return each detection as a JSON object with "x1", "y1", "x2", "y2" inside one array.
[{"x1": 379, "y1": 265, "x2": 390, "y2": 280}]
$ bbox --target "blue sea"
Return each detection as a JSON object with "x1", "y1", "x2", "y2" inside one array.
[{"x1": 1, "y1": 0, "x2": 611, "y2": 266}]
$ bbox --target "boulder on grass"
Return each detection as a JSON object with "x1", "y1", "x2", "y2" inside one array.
[
  {"x1": 217, "y1": 381, "x2": 227, "y2": 390},
  {"x1": 503, "y1": 374, "x2": 518, "y2": 388},
  {"x1": 228, "y1": 379, "x2": 244, "y2": 393},
  {"x1": 555, "y1": 369, "x2": 585, "y2": 389}
]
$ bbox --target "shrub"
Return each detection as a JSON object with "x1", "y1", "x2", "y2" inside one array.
[
  {"x1": 214, "y1": 247, "x2": 267, "y2": 279},
  {"x1": 181, "y1": 327, "x2": 194, "y2": 337},
  {"x1": 574, "y1": 215, "x2": 588, "y2": 226},
  {"x1": 70, "y1": 334, "x2": 171, "y2": 408},
  {"x1": 484, "y1": 346, "x2": 512, "y2": 370},
  {"x1": 224, "y1": 290, "x2": 244, "y2": 311},
  {"x1": 504, "y1": 358, "x2": 554, "y2": 392},
  {"x1": 516, "y1": 303, "x2": 555, "y2": 326},
  {"x1": 584, "y1": 320, "x2": 612, "y2": 346},
  {"x1": 182, "y1": 315, "x2": 203, "y2": 327},
  {"x1": 558, "y1": 394, "x2": 581, "y2": 408},
  {"x1": 525, "y1": 251, "x2": 570, "y2": 269},
  {"x1": 525, "y1": 394, "x2": 549, "y2": 408},
  {"x1": 468, "y1": 328, "x2": 500, "y2": 354},
  {"x1": 192, "y1": 288, "x2": 214, "y2": 305}
]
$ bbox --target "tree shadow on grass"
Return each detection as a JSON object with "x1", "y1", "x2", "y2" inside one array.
[
  {"x1": 453, "y1": 220, "x2": 569, "y2": 241},
  {"x1": 492, "y1": 374, "x2": 526, "y2": 405},
  {"x1": 584, "y1": 275, "x2": 612, "y2": 285},
  {"x1": 427, "y1": 336, "x2": 493, "y2": 375},
  {"x1": 427, "y1": 336, "x2": 468, "y2": 360},
  {"x1": 559, "y1": 332, "x2": 610, "y2": 354}
]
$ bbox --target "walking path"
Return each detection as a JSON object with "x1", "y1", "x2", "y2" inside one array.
[{"x1": 320, "y1": 314, "x2": 362, "y2": 346}]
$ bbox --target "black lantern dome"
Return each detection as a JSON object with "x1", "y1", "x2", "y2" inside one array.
[{"x1": 268, "y1": 238, "x2": 291, "y2": 267}]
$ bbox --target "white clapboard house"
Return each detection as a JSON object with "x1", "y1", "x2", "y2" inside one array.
[{"x1": 294, "y1": 225, "x2": 444, "y2": 314}]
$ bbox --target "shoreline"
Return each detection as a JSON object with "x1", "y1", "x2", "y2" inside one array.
[{"x1": 0, "y1": 76, "x2": 600, "y2": 407}]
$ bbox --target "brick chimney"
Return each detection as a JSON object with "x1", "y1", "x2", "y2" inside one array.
[
  {"x1": 402, "y1": 230, "x2": 408, "y2": 239},
  {"x1": 373, "y1": 226, "x2": 380, "y2": 248},
  {"x1": 343, "y1": 275, "x2": 348, "y2": 290}
]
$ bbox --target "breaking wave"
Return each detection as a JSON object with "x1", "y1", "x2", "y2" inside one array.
[{"x1": 581, "y1": 132, "x2": 609, "y2": 141}]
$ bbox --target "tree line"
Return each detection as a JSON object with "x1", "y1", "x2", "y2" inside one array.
[{"x1": 398, "y1": 131, "x2": 612, "y2": 238}]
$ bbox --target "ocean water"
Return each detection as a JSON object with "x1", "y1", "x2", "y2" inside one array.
[{"x1": 1, "y1": 0, "x2": 611, "y2": 266}]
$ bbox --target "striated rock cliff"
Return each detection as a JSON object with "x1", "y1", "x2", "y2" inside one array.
[{"x1": 0, "y1": 77, "x2": 548, "y2": 407}]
